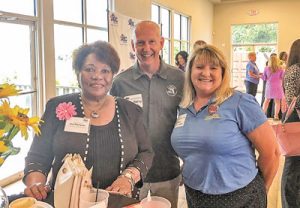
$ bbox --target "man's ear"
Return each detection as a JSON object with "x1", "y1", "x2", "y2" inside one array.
[
  {"x1": 131, "y1": 40, "x2": 136, "y2": 52},
  {"x1": 160, "y1": 37, "x2": 165, "y2": 50}
]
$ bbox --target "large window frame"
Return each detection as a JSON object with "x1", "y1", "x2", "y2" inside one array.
[
  {"x1": 151, "y1": 3, "x2": 190, "y2": 65},
  {"x1": 0, "y1": 0, "x2": 111, "y2": 187}
]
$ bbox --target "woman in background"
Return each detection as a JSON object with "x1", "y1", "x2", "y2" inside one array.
[
  {"x1": 279, "y1": 51, "x2": 288, "y2": 69},
  {"x1": 171, "y1": 45, "x2": 279, "y2": 208},
  {"x1": 262, "y1": 55, "x2": 285, "y2": 120},
  {"x1": 175, "y1": 50, "x2": 189, "y2": 72},
  {"x1": 281, "y1": 39, "x2": 300, "y2": 208}
]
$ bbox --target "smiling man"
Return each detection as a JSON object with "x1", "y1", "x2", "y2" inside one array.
[{"x1": 110, "y1": 21, "x2": 184, "y2": 207}]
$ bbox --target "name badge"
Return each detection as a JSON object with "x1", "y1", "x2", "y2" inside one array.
[
  {"x1": 64, "y1": 117, "x2": 90, "y2": 134},
  {"x1": 174, "y1": 114, "x2": 187, "y2": 128},
  {"x1": 124, "y1": 94, "x2": 143, "y2": 108}
]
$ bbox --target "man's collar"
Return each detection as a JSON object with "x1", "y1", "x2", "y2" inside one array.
[{"x1": 132, "y1": 57, "x2": 168, "y2": 80}]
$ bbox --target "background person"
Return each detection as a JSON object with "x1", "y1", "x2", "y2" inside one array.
[
  {"x1": 192, "y1": 40, "x2": 207, "y2": 50},
  {"x1": 23, "y1": 41, "x2": 153, "y2": 200},
  {"x1": 281, "y1": 39, "x2": 300, "y2": 208},
  {"x1": 110, "y1": 20, "x2": 184, "y2": 208},
  {"x1": 245, "y1": 52, "x2": 262, "y2": 97},
  {"x1": 279, "y1": 51, "x2": 288, "y2": 69},
  {"x1": 262, "y1": 55, "x2": 285, "y2": 120},
  {"x1": 171, "y1": 45, "x2": 280, "y2": 208},
  {"x1": 175, "y1": 50, "x2": 189, "y2": 72}
]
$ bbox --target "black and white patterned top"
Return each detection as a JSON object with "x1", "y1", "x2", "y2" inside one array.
[{"x1": 284, "y1": 64, "x2": 300, "y2": 110}]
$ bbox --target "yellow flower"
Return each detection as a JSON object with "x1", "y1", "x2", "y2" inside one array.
[
  {"x1": 11, "y1": 109, "x2": 41, "y2": 139},
  {"x1": 0, "y1": 141, "x2": 8, "y2": 153},
  {"x1": 0, "y1": 158, "x2": 4, "y2": 165},
  {"x1": 0, "y1": 83, "x2": 21, "y2": 98},
  {"x1": 0, "y1": 100, "x2": 10, "y2": 115}
]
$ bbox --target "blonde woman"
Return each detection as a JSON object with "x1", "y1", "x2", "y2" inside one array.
[
  {"x1": 262, "y1": 56, "x2": 285, "y2": 120},
  {"x1": 171, "y1": 45, "x2": 280, "y2": 208}
]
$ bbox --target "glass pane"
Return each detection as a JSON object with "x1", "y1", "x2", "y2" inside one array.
[
  {"x1": 181, "y1": 42, "x2": 188, "y2": 52},
  {"x1": 232, "y1": 23, "x2": 278, "y2": 44},
  {"x1": 0, "y1": 21, "x2": 35, "y2": 179},
  {"x1": 54, "y1": 0, "x2": 82, "y2": 23},
  {"x1": 161, "y1": 8, "x2": 170, "y2": 38},
  {"x1": 87, "y1": 0, "x2": 107, "y2": 28},
  {"x1": 54, "y1": 24, "x2": 82, "y2": 95},
  {"x1": 151, "y1": 5, "x2": 159, "y2": 24},
  {"x1": 174, "y1": 14, "x2": 180, "y2": 40},
  {"x1": 87, "y1": 29, "x2": 108, "y2": 43},
  {"x1": 181, "y1": 16, "x2": 188, "y2": 41},
  {"x1": 173, "y1": 40, "x2": 180, "y2": 63},
  {"x1": 0, "y1": 0, "x2": 34, "y2": 16},
  {"x1": 162, "y1": 40, "x2": 170, "y2": 64}
]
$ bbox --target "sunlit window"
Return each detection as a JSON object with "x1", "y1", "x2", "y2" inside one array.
[
  {"x1": 54, "y1": 0, "x2": 109, "y2": 95},
  {"x1": 151, "y1": 4, "x2": 190, "y2": 65},
  {"x1": 0, "y1": 7, "x2": 37, "y2": 183}
]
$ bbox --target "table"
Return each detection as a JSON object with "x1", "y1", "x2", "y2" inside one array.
[{"x1": 8, "y1": 191, "x2": 140, "y2": 208}]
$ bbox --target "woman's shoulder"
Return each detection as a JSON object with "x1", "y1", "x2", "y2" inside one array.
[
  {"x1": 228, "y1": 91, "x2": 257, "y2": 104},
  {"x1": 47, "y1": 93, "x2": 80, "y2": 106},
  {"x1": 287, "y1": 64, "x2": 300, "y2": 72}
]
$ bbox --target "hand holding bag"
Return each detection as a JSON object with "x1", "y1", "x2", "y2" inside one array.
[
  {"x1": 272, "y1": 97, "x2": 300, "y2": 156},
  {"x1": 54, "y1": 154, "x2": 109, "y2": 208}
]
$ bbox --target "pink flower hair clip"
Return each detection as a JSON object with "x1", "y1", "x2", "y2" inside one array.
[{"x1": 56, "y1": 102, "x2": 77, "y2": 120}]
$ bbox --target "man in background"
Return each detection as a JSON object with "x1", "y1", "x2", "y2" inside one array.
[{"x1": 110, "y1": 20, "x2": 184, "y2": 208}]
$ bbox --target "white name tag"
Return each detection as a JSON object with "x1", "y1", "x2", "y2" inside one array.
[
  {"x1": 124, "y1": 94, "x2": 143, "y2": 108},
  {"x1": 64, "y1": 117, "x2": 90, "y2": 134},
  {"x1": 174, "y1": 114, "x2": 187, "y2": 128}
]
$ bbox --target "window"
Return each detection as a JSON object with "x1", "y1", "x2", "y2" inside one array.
[
  {"x1": 151, "y1": 4, "x2": 190, "y2": 65},
  {"x1": 0, "y1": 4, "x2": 38, "y2": 183},
  {"x1": 0, "y1": 0, "x2": 110, "y2": 186},
  {"x1": 231, "y1": 23, "x2": 278, "y2": 102},
  {"x1": 173, "y1": 13, "x2": 189, "y2": 62},
  {"x1": 53, "y1": 0, "x2": 109, "y2": 95}
]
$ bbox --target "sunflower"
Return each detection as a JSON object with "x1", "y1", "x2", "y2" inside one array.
[
  {"x1": 5, "y1": 105, "x2": 41, "y2": 139},
  {"x1": 0, "y1": 83, "x2": 21, "y2": 98}
]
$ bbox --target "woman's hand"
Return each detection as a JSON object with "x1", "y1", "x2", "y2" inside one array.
[
  {"x1": 24, "y1": 171, "x2": 49, "y2": 200},
  {"x1": 106, "y1": 176, "x2": 132, "y2": 197},
  {"x1": 24, "y1": 182, "x2": 51, "y2": 200}
]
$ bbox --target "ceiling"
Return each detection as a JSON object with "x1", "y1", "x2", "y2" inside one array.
[{"x1": 209, "y1": 0, "x2": 285, "y2": 3}]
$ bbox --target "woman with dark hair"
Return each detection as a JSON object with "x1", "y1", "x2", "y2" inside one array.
[
  {"x1": 23, "y1": 40, "x2": 153, "y2": 201},
  {"x1": 175, "y1": 50, "x2": 189, "y2": 72},
  {"x1": 281, "y1": 39, "x2": 300, "y2": 208}
]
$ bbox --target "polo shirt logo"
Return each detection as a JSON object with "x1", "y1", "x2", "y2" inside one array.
[{"x1": 166, "y1": 85, "x2": 177, "y2": 96}]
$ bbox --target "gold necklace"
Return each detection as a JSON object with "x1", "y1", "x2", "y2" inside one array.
[{"x1": 81, "y1": 95, "x2": 107, "y2": 119}]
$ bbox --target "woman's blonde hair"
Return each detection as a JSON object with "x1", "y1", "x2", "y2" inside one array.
[
  {"x1": 268, "y1": 56, "x2": 280, "y2": 73},
  {"x1": 180, "y1": 44, "x2": 234, "y2": 108}
]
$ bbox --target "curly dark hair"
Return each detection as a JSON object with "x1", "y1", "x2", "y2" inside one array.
[
  {"x1": 175, "y1": 51, "x2": 189, "y2": 66},
  {"x1": 72, "y1": 40, "x2": 120, "y2": 75}
]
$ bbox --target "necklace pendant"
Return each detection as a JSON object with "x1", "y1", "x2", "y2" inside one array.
[{"x1": 90, "y1": 111, "x2": 99, "y2": 119}]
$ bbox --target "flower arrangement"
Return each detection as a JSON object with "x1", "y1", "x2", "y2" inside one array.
[{"x1": 0, "y1": 83, "x2": 41, "y2": 166}]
